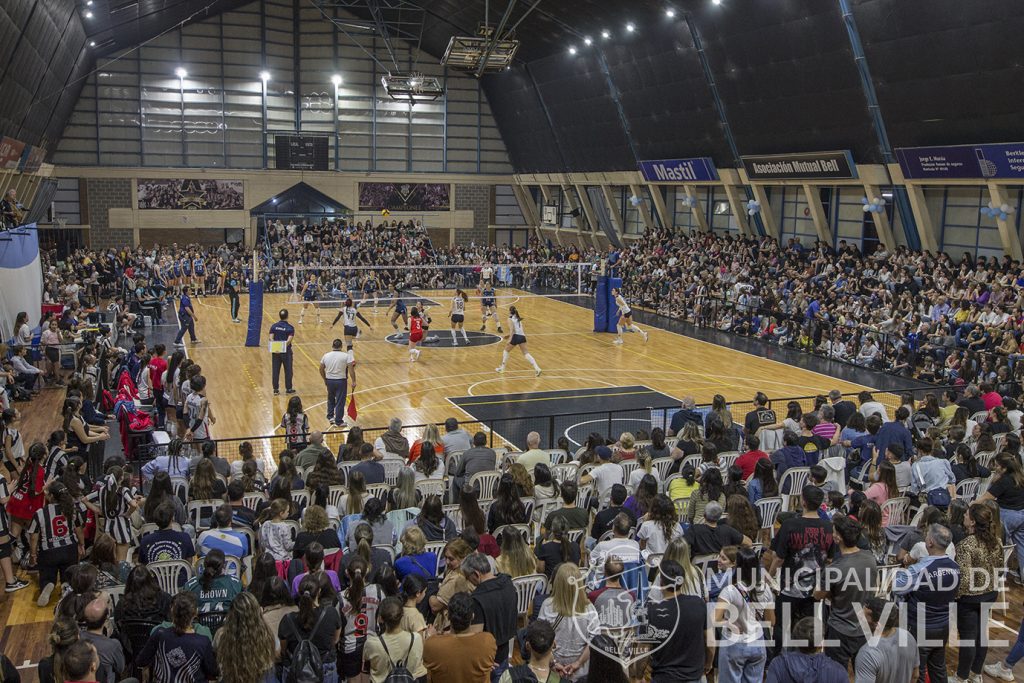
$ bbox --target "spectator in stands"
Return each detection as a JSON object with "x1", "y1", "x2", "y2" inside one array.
[
  {"x1": 62, "y1": 640, "x2": 102, "y2": 683},
  {"x1": 395, "y1": 526, "x2": 436, "y2": 581},
  {"x1": 197, "y1": 505, "x2": 250, "y2": 558},
  {"x1": 766, "y1": 616, "x2": 848, "y2": 683},
  {"x1": 374, "y1": 417, "x2": 410, "y2": 459},
  {"x1": 139, "y1": 501, "x2": 195, "y2": 564},
  {"x1": 958, "y1": 385, "x2": 986, "y2": 416},
  {"x1": 188, "y1": 440, "x2": 230, "y2": 479},
  {"x1": 137, "y1": 592, "x2": 218, "y2": 682},
  {"x1": 977, "y1": 452, "x2": 1024, "y2": 588},
  {"x1": 352, "y1": 443, "x2": 384, "y2": 485},
  {"x1": 79, "y1": 596, "x2": 125, "y2": 683},
  {"x1": 589, "y1": 484, "x2": 636, "y2": 548},
  {"x1": 293, "y1": 505, "x2": 340, "y2": 559},
  {"x1": 589, "y1": 512, "x2": 641, "y2": 570},
  {"x1": 893, "y1": 523, "x2": 960, "y2": 683},
  {"x1": 747, "y1": 458, "x2": 778, "y2": 505},
  {"x1": 854, "y1": 596, "x2": 919, "y2": 683},
  {"x1": 440, "y1": 417, "x2": 473, "y2": 456},
  {"x1": 813, "y1": 514, "x2": 877, "y2": 667},
  {"x1": 714, "y1": 546, "x2": 774, "y2": 683},
  {"x1": 686, "y1": 467, "x2": 726, "y2": 525},
  {"x1": 413, "y1": 494, "x2": 458, "y2": 542},
  {"x1": 858, "y1": 391, "x2": 890, "y2": 422},
  {"x1": 535, "y1": 516, "x2": 581, "y2": 580},
  {"x1": 668, "y1": 397, "x2": 702, "y2": 436},
  {"x1": 279, "y1": 574, "x2": 342, "y2": 683},
  {"x1": 422, "y1": 591, "x2": 496, "y2": 682},
  {"x1": 744, "y1": 392, "x2": 777, "y2": 435},
  {"x1": 212, "y1": 592, "x2": 277, "y2": 683},
  {"x1": 735, "y1": 434, "x2": 769, "y2": 480},
  {"x1": 454, "y1": 432, "x2": 497, "y2": 500},
  {"x1": 646, "y1": 560, "x2": 713, "y2": 683},
  {"x1": 907, "y1": 437, "x2": 956, "y2": 504},
  {"x1": 542, "y1": 480, "x2": 588, "y2": 534},
  {"x1": 295, "y1": 431, "x2": 330, "y2": 469},
  {"x1": 462, "y1": 552, "x2": 517, "y2": 682},
  {"x1": 829, "y1": 389, "x2": 857, "y2": 428},
  {"x1": 580, "y1": 445, "x2": 623, "y2": 508},
  {"x1": 685, "y1": 500, "x2": 748, "y2": 557},
  {"x1": 536, "y1": 562, "x2": 599, "y2": 680},
  {"x1": 955, "y1": 503, "x2": 1002, "y2": 682},
  {"x1": 515, "y1": 431, "x2": 549, "y2": 475},
  {"x1": 363, "y1": 596, "x2": 426, "y2": 681},
  {"x1": 225, "y1": 481, "x2": 256, "y2": 529},
  {"x1": 113, "y1": 565, "x2": 171, "y2": 632},
  {"x1": 486, "y1": 473, "x2": 527, "y2": 534},
  {"x1": 768, "y1": 485, "x2": 834, "y2": 657}
]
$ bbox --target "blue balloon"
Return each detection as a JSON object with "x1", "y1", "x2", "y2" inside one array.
[
  {"x1": 862, "y1": 197, "x2": 870, "y2": 205},
  {"x1": 1000, "y1": 211, "x2": 1009, "y2": 220}
]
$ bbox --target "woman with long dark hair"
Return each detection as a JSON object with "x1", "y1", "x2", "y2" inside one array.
[
  {"x1": 686, "y1": 467, "x2": 726, "y2": 525},
  {"x1": 457, "y1": 490, "x2": 499, "y2": 556},
  {"x1": 142, "y1": 471, "x2": 189, "y2": 529},
  {"x1": 339, "y1": 556, "x2": 383, "y2": 680},
  {"x1": 865, "y1": 461, "x2": 900, "y2": 526},
  {"x1": 338, "y1": 426, "x2": 364, "y2": 462},
  {"x1": 747, "y1": 458, "x2": 778, "y2": 504},
  {"x1": 486, "y1": 473, "x2": 527, "y2": 533},
  {"x1": 29, "y1": 481, "x2": 84, "y2": 607},
  {"x1": 183, "y1": 549, "x2": 242, "y2": 623},
  {"x1": 978, "y1": 452, "x2": 1024, "y2": 589},
  {"x1": 638, "y1": 494, "x2": 684, "y2": 556},
  {"x1": 6, "y1": 442, "x2": 47, "y2": 555},
  {"x1": 954, "y1": 504, "x2": 1002, "y2": 682},
  {"x1": 280, "y1": 396, "x2": 309, "y2": 450},
  {"x1": 114, "y1": 565, "x2": 171, "y2": 627},
  {"x1": 415, "y1": 494, "x2": 457, "y2": 542},
  {"x1": 214, "y1": 592, "x2": 277, "y2": 683},
  {"x1": 534, "y1": 515, "x2": 580, "y2": 580},
  {"x1": 137, "y1": 592, "x2": 218, "y2": 682}
]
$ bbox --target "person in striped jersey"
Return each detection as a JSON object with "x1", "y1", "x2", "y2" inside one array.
[
  {"x1": 43, "y1": 430, "x2": 69, "y2": 483},
  {"x1": 0, "y1": 469, "x2": 28, "y2": 592},
  {"x1": 29, "y1": 481, "x2": 85, "y2": 606},
  {"x1": 87, "y1": 465, "x2": 142, "y2": 561}
]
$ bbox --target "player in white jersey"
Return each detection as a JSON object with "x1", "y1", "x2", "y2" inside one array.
[
  {"x1": 612, "y1": 288, "x2": 648, "y2": 344},
  {"x1": 495, "y1": 305, "x2": 541, "y2": 376},
  {"x1": 449, "y1": 289, "x2": 470, "y2": 345},
  {"x1": 480, "y1": 263, "x2": 495, "y2": 288},
  {"x1": 331, "y1": 298, "x2": 372, "y2": 350}
]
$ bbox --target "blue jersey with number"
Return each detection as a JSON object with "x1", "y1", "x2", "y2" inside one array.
[{"x1": 482, "y1": 288, "x2": 496, "y2": 307}]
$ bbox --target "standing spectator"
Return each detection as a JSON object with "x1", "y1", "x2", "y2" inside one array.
[
  {"x1": 499, "y1": 620, "x2": 559, "y2": 683},
  {"x1": 422, "y1": 592, "x2": 496, "y2": 682},
  {"x1": 462, "y1": 552, "x2": 518, "y2": 682},
  {"x1": 857, "y1": 391, "x2": 890, "y2": 422},
  {"x1": 714, "y1": 546, "x2": 774, "y2": 683},
  {"x1": 813, "y1": 515, "x2": 877, "y2": 668},
  {"x1": 829, "y1": 389, "x2": 857, "y2": 428},
  {"x1": 853, "y1": 597, "x2": 919, "y2": 683},
  {"x1": 535, "y1": 562, "x2": 599, "y2": 680},
  {"x1": 767, "y1": 486, "x2": 834, "y2": 657},
  {"x1": 646, "y1": 560, "x2": 713, "y2": 683},
  {"x1": 977, "y1": 452, "x2": 1024, "y2": 575},
  {"x1": 892, "y1": 524, "x2": 960, "y2": 683},
  {"x1": 363, "y1": 596, "x2": 425, "y2": 682},
  {"x1": 953, "y1": 503, "x2": 1002, "y2": 682},
  {"x1": 137, "y1": 592, "x2": 218, "y2": 683},
  {"x1": 766, "y1": 617, "x2": 848, "y2": 683},
  {"x1": 279, "y1": 575, "x2": 343, "y2": 683}
]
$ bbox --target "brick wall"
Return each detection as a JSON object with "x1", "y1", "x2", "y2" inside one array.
[
  {"x1": 84, "y1": 178, "x2": 133, "y2": 249},
  {"x1": 454, "y1": 184, "x2": 492, "y2": 246}
]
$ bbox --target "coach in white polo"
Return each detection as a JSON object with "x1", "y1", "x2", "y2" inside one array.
[{"x1": 320, "y1": 338, "x2": 356, "y2": 427}]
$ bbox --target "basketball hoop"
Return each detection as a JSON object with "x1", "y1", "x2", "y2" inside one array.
[{"x1": 55, "y1": 217, "x2": 67, "y2": 230}]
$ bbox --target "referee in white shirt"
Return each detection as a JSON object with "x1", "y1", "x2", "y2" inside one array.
[{"x1": 320, "y1": 338, "x2": 356, "y2": 427}]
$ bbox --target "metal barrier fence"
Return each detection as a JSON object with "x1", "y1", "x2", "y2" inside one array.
[{"x1": 132, "y1": 384, "x2": 954, "y2": 468}]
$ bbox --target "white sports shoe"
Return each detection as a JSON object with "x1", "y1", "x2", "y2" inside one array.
[
  {"x1": 37, "y1": 582, "x2": 54, "y2": 607},
  {"x1": 495, "y1": 366, "x2": 504, "y2": 373},
  {"x1": 535, "y1": 368, "x2": 542, "y2": 377},
  {"x1": 642, "y1": 330, "x2": 649, "y2": 342},
  {"x1": 613, "y1": 338, "x2": 623, "y2": 345},
  {"x1": 984, "y1": 662, "x2": 1015, "y2": 682}
]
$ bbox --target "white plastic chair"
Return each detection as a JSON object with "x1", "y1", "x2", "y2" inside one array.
[
  {"x1": 326, "y1": 485, "x2": 347, "y2": 509},
  {"x1": 778, "y1": 467, "x2": 811, "y2": 512},
  {"x1": 242, "y1": 491, "x2": 268, "y2": 509},
  {"x1": 468, "y1": 470, "x2": 502, "y2": 501},
  {"x1": 956, "y1": 478, "x2": 981, "y2": 503},
  {"x1": 366, "y1": 483, "x2": 390, "y2": 502},
  {"x1": 550, "y1": 463, "x2": 579, "y2": 485},
  {"x1": 148, "y1": 559, "x2": 193, "y2": 594},
  {"x1": 718, "y1": 452, "x2": 741, "y2": 470},
  {"x1": 382, "y1": 459, "x2": 404, "y2": 486},
  {"x1": 418, "y1": 478, "x2": 446, "y2": 499},
  {"x1": 754, "y1": 496, "x2": 783, "y2": 539},
  {"x1": 290, "y1": 489, "x2": 311, "y2": 509},
  {"x1": 651, "y1": 457, "x2": 674, "y2": 480},
  {"x1": 511, "y1": 574, "x2": 549, "y2": 620},
  {"x1": 186, "y1": 499, "x2": 222, "y2": 532},
  {"x1": 880, "y1": 498, "x2": 910, "y2": 527},
  {"x1": 425, "y1": 541, "x2": 447, "y2": 575}
]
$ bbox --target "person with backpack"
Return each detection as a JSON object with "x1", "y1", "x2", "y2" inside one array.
[
  {"x1": 279, "y1": 574, "x2": 343, "y2": 683},
  {"x1": 498, "y1": 619, "x2": 565, "y2": 683},
  {"x1": 362, "y1": 596, "x2": 425, "y2": 683}
]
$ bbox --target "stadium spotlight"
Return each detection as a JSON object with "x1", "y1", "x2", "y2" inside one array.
[
  {"x1": 568, "y1": 46, "x2": 577, "y2": 55},
  {"x1": 86, "y1": 0, "x2": 93, "y2": 4},
  {"x1": 175, "y1": 67, "x2": 187, "y2": 78},
  {"x1": 259, "y1": 70, "x2": 271, "y2": 82},
  {"x1": 601, "y1": 29, "x2": 611, "y2": 39},
  {"x1": 331, "y1": 74, "x2": 342, "y2": 86},
  {"x1": 89, "y1": 41, "x2": 96, "y2": 47},
  {"x1": 583, "y1": 36, "x2": 593, "y2": 46},
  {"x1": 665, "y1": 8, "x2": 676, "y2": 17},
  {"x1": 84, "y1": 10, "x2": 93, "y2": 18},
  {"x1": 712, "y1": 0, "x2": 722, "y2": 4},
  {"x1": 625, "y1": 22, "x2": 636, "y2": 33}
]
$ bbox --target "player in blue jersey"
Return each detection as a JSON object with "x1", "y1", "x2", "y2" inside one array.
[{"x1": 299, "y1": 273, "x2": 322, "y2": 324}]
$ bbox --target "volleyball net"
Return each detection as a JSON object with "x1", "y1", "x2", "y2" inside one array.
[{"x1": 280, "y1": 262, "x2": 598, "y2": 306}]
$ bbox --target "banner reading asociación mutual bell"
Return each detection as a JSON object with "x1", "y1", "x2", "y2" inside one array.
[{"x1": 741, "y1": 150, "x2": 857, "y2": 181}]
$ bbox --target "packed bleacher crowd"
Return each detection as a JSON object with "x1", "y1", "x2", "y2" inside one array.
[
  {"x1": 6, "y1": 340, "x2": 1024, "y2": 682},
  {"x1": 616, "y1": 228, "x2": 1024, "y2": 387}
]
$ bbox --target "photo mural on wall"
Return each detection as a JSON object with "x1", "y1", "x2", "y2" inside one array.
[
  {"x1": 358, "y1": 182, "x2": 450, "y2": 212},
  {"x1": 137, "y1": 179, "x2": 244, "y2": 210}
]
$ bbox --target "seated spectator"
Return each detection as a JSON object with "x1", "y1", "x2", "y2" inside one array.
[
  {"x1": 494, "y1": 526, "x2": 535, "y2": 579},
  {"x1": 257, "y1": 499, "x2": 295, "y2": 562},
  {"x1": 395, "y1": 526, "x2": 436, "y2": 580},
  {"x1": 197, "y1": 505, "x2": 250, "y2": 558},
  {"x1": 587, "y1": 556, "x2": 636, "y2": 628},
  {"x1": 352, "y1": 443, "x2": 385, "y2": 485},
  {"x1": 588, "y1": 484, "x2": 637, "y2": 547},
  {"x1": 188, "y1": 440, "x2": 230, "y2": 479},
  {"x1": 515, "y1": 431, "x2": 549, "y2": 475},
  {"x1": 374, "y1": 417, "x2": 410, "y2": 459},
  {"x1": 541, "y1": 479, "x2": 588, "y2": 534},
  {"x1": 685, "y1": 500, "x2": 749, "y2": 557},
  {"x1": 580, "y1": 445, "x2": 623, "y2": 507},
  {"x1": 339, "y1": 523, "x2": 393, "y2": 585},
  {"x1": 211, "y1": 592, "x2": 277, "y2": 683},
  {"x1": 279, "y1": 575, "x2": 342, "y2": 682},
  {"x1": 229, "y1": 441, "x2": 265, "y2": 480},
  {"x1": 624, "y1": 474, "x2": 659, "y2": 518},
  {"x1": 766, "y1": 616, "x2": 848, "y2": 683},
  {"x1": 440, "y1": 417, "x2": 473, "y2": 456},
  {"x1": 747, "y1": 458, "x2": 779, "y2": 504},
  {"x1": 114, "y1": 565, "x2": 172, "y2": 630},
  {"x1": 290, "y1": 542, "x2": 342, "y2": 596},
  {"x1": 79, "y1": 596, "x2": 126, "y2": 683},
  {"x1": 412, "y1": 494, "x2": 458, "y2": 543},
  {"x1": 646, "y1": 560, "x2": 712, "y2": 682},
  {"x1": 306, "y1": 452, "x2": 344, "y2": 508},
  {"x1": 428, "y1": 538, "x2": 475, "y2": 630},
  {"x1": 139, "y1": 501, "x2": 195, "y2": 565},
  {"x1": 293, "y1": 505, "x2": 341, "y2": 558},
  {"x1": 453, "y1": 431, "x2": 498, "y2": 500},
  {"x1": 735, "y1": 434, "x2": 770, "y2": 479},
  {"x1": 344, "y1": 498, "x2": 394, "y2": 551},
  {"x1": 225, "y1": 481, "x2": 256, "y2": 529},
  {"x1": 295, "y1": 431, "x2": 331, "y2": 469},
  {"x1": 590, "y1": 512, "x2": 641, "y2": 569},
  {"x1": 686, "y1": 467, "x2": 726, "y2": 525},
  {"x1": 486, "y1": 473, "x2": 527, "y2": 534},
  {"x1": 534, "y1": 516, "x2": 581, "y2": 580},
  {"x1": 412, "y1": 442, "x2": 445, "y2": 481},
  {"x1": 184, "y1": 550, "x2": 242, "y2": 623},
  {"x1": 668, "y1": 397, "x2": 702, "y2": 436}
]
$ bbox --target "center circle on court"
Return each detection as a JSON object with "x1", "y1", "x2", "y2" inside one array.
[
  {"x1": 564, "y1": 418, "x2": 656, "y2": 448},
  {"x1": 384, "y1": 330, "x2": 502, "y2": 348}
]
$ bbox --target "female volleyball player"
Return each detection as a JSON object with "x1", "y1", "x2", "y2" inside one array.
[
  {"x1": 298, "y1": 273, "x2": 322, "y2": 325},
  {"x1": 479, "y1": 283, "x2": 502, "y2": 333},
  {"x1": 612, "y1": 287, "x2": 648, "y2": 344},
  {"x1": 28, "y1": 481, "x2": 84, "y2": 607},
  {"x1": 495, "y1": 305, "x2": 541, "y2": 376},
  {"x1": 89, "y1": 465, "x2": 141, "y2": 560},
  {"x1": 359, "y1": 273, "x2": 380, "y2": 309},
  {"x1": 184, "y1": 375, "x2": 215, "y2": 441},
  {"x1": 449, "y1": 289, "x2": 470, "y2": 345},
  {"x1": 385, "y1": 285, "x2": 409, "y2": 332},
  {"x1": 192, "y1": 252, "x2": 206, "y2": 295},
  {"x1": 408, "y1": 307, "x2": 424, "y2": 362},
  {"x1": 331, "y1": 298, "x2": 372, "y2": 350}
]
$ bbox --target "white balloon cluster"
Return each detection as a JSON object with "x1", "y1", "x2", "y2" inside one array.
[
  {"x1": 981, "y1": 202, "x2": 1016, "y2": 221},
  {"x1": 629, "y1": 195, "x2": 643, "y2": 207},
  {"x1": 680, "y1": 195, "x2": 699, "y2": 209},
  {"x1": 745, "y1": 199, "x2": 761, "y2": 216},
  {"x1": 861, "y1": 196, "x2": 886, "y2": 213}
]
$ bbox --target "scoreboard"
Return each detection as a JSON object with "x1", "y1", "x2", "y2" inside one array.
[{"x1": 274, "y1": 135, "x2": 328, "y2": 171}]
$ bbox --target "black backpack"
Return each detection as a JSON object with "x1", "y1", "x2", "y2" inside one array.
[
  {"x1": 379, "y1": 632, "x2": 416, "y2": 683},
  {"x1": 286, "y1": 609, "x2": 328, "y2": 683}
]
